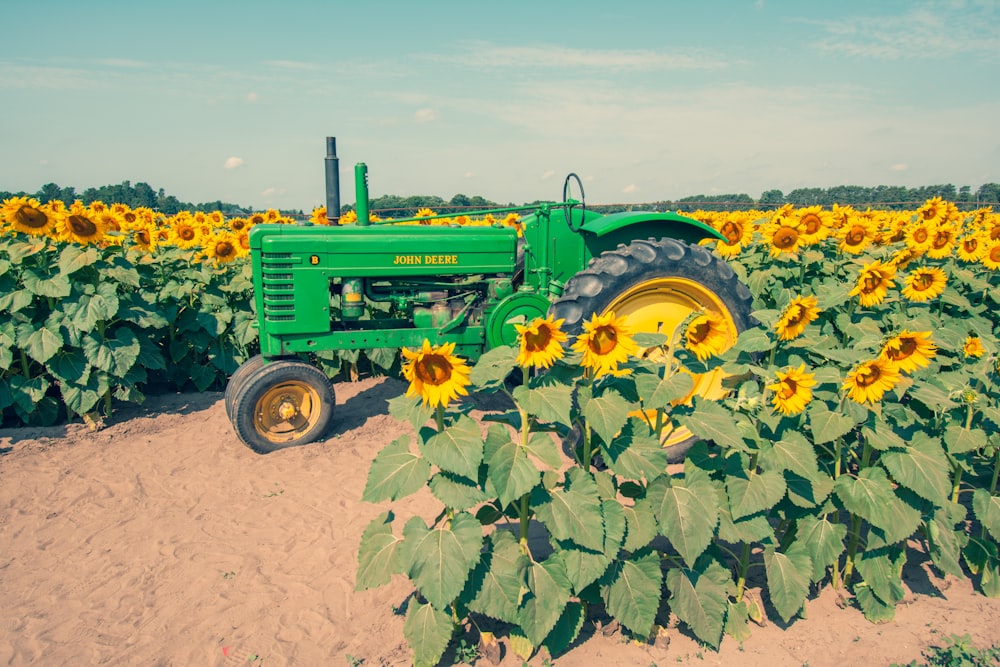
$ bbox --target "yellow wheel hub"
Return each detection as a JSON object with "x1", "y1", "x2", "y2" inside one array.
[
  {"x1": 607, "y1": 277, "x2": 739, "y2": 449},
  {"x1": 255, "y1": 381, "x2": 322, "y2": 444}
]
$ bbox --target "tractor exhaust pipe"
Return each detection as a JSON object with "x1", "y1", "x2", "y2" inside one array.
[{"x1": 324, "y1": 136, "x2": 340, "y2": 224}]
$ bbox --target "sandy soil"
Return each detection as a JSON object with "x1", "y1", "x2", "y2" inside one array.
[{"x1": 2, "y1": 375, "x2": 999, "y2": 667}]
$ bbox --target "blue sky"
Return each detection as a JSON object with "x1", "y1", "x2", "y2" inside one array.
[{"x1": 2, "y1": 0, "x2": 998, "y2": 211}]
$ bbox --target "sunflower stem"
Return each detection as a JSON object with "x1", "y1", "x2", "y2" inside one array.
[
  {"x1": 19, "y1": 349, "x2": 31, "y2": 379},
  {"x1": 989, "y1": 449, "x2": 1000, "y2": 496},
  {"x1": 435, "y1": 404, "x2": 444, "y2": 432},
  {"x1": 843, "y1": 512, "x2": 863, "y2": 589},
  {"x1": 951, "y1": 464, "x2": 964, "y2": 505},
  {"x1": 519, "y1": 493, "x2": 531, "y2": 546},
  {"x1": 735, "y1": 541, "x2": 751, "y2": 603},
  {"x1": 830, "y1": 437, "x2": 844, "y2": 590},
  {"x1": 581, "y1": 422, "x2": 593, "y2": 472}
]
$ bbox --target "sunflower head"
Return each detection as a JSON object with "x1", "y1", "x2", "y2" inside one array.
[
  {"x1": 309, "y1": 207, "x2": 329, "y2": 225},
  {"x1": 956, "y1": 233, "x2": 985, "y2": 262},
  {"x1": 515, "y1": 315, "x2": 567, "y2": 369},
  {"x1": 982, "y1": 240, "x2": 1000, "y2": 271},
  {"x1": 764, "y1": 218, "x2": 802, "y2": 258},
  {"x1": 401, "y1": 340, "x2": 471, "y2": 408},
  {"x1": 795, "y1": 206, "x2": 831, "y2": 245},
  {"x1": 571, "y1": 311, "x2": 639, "y2": 378},
  {"x1": 842, "y1": 358, "x2": 901, "y2": 405},
  {"x1": 1, "y1": 196, "x2": 58, "y2": 237},
  {"x1": 848, "y1": 260, "x2": 896, "y2": 307},
  {"x1": 766, "y1": 364, "x2": 816, "y2": 416},
  {"x1": 204, "y1": 231, "x2": 241, "y2": 264},
  {"x1": 684, "y1": 313, "x2": 730, "y2": 361},
  {"x1": 837, "y1": 216, "x2": 875, "y2": 254},
  {"x1": 917, "y1": 196, "x2": 946, "y2": 225},
  {"x1": 61, "y1": 201, "x2": 107, "y2": 245},
  {"x1": 775, "y1": 295, "x2": 820, "y2": 341},
  {"x1": 964, "y1": 336, "x2": 986, "y2": 359},
  {"x1": 901, "y1": 266, "x2": 948, "y2": 302},
  {"x1": 879, "y1": 330, "x2": 936, "y2": 374}
]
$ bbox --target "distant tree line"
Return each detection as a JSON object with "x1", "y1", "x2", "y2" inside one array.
[
  {"x1": 4, "y1": 179, "x2": 999, "y2": 218},
  {"x1": 0, "y1": 180, "x2": 302, "y2": 216}
]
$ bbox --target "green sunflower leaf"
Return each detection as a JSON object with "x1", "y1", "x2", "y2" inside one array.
[
  {"x1": 361, "y1": 435, "x2": 431, "y2": 503},
  {"x1": 403, "y1": 600, "x2": 453, "y2": 667}
]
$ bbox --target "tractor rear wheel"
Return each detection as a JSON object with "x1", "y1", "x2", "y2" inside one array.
[
  {"x1": 230, "y1": 359, "x2": 336, "y2": 454},
  {"x1": 550, "y1": 237, "x2": 753, "y2": 462}
]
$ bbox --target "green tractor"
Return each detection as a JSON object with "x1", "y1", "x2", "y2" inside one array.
[{"x1": 225, "y1": 137, "x2": 754, "y2": 458}]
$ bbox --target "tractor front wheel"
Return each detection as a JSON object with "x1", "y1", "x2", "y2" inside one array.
[
  {"x1": 230, "y1": 359, "x2": 336, "y2": 454},
  {"x1": 225, "y1": 354, "x2": 265, "y2": 422},
  {"x1": 550, "y1": 237, "x2": 754, "y2": 462}
]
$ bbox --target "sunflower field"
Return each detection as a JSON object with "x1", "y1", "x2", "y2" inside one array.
[{"x1": 356, "y1": 198, "x2": 1000, "y2": 665}]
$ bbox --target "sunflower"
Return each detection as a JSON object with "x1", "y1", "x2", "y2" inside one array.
[
  {"x1": 880, "y1": 330, "x2": 936, "y2": 373},
  {"x1": 767, "y1": 364, "x2": 816, "y2": 416},
  {"x1": 964, "y1": 336, "x2": 985, "y2": 358},
  {"x1": 775, "y1": 295, "x2": 821, "y2": 340},
  {"x1": 572, "y1": 311, "x2": 639, "y2": 377},
  {"x1": 917, "y1": 196, "x2": 947, "y2": 226},
  {"x1": 1, "y1": 196, "x2": 59, "y2": 237},
  {"x1": 208, "y1": 211, "x2": 225, "y2": 226},
  {"x1": 849, "y1": 260, "x2": 896, "y2": 307},
  {"x1": 843, "y1": 358, "x2": 900, "y2": 404},
  {"x1": 795, "y1": 206, "x2": 832, "y2": 245},
  {"x1": 926, "y1": 223, "x2": 957, "y2": 259},
  {"x1": 714, "y1": 214, "x2": 755, "y2": 259},
  {"x1": 981, "y1": 239, "x2": 1000, "y2": 271},
  {"x1": 901, "y1": 266, "x2": 948, "y2": 302},
  {"x1": 236, "y1": 230, "x2": 251, "y2": 252},
  {"x1": 128, "y1": 226, "x2": 157, "y2": 253},
  {"x1": 904, "y1": 220, "x2": 935, "y2": 254},
  {"x1": 169, "y1": 214, "x2": 203, "y2": 249},
  {"x1": 88, "y1": 200, "x2": 107, "y2": 214},
  {"x1": 837, "y1": 216, "x2": 876, "y2": 255},
  {"x1": 264, "y1": 208, "x2": 281, "y2": 222},
  {"x1": 515, "y1": 315, "x2": 567, "y2": 369},
  {"x1": 401, "y1": 340, "x2": 471, "y2": 408},
  {"x1": 956, "y1": 233, "x2": 986, "y2": 262},
  {"x1": 762, "y1": 217, "x2": 803, "y2": 258},
  {"x1": 60, "y1": 201, "x2": 107, "y2": 245},
  {"x1": 203, "y1": 231, "x2": 241, "y2": 264},
  {"x1": 338, "y1": 210, "x2": 358, "y2": 225},
  {"x1": 309, "y1": 207, "x2": 328, "y2": 225},
  {"x1": 684, "y1": 313, "x2": 730, "y2": 361}
]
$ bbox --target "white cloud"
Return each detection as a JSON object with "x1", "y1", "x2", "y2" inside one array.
[
  {"x1": 810, "y1": 5, "x2": 1000, "y2": 60},
  {"x1": 623, "y1": 184, "x2": 639, "y2": 193},
  {"x1": 414, "y1": 108, "x2": 438, "y2": 123},
  {"x1": 224, "y1": 157, "x2": 245, "y2": 170},
  {"x1": 890, "y1": 163, "x2": 909, "y2": 172},
  {"x1": 432, "y1": 43, "x2": 736, "y2": 72},
  {"x1": 247, "y1": 92, "x2": 259, "y2": 103},
  {"x1": 464, "y1": 171, "x2": 475, "y2": 178},
  {"x1": 262, "y1": 187, "x2": 287, "y2": 196},
  {"x1": 541, "y1": 170, "x2": 556, "y2": 180}
]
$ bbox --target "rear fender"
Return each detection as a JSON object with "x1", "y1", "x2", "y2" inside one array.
[{"x1": 580, "y1": 211, "x2": 724, "y2": 258}]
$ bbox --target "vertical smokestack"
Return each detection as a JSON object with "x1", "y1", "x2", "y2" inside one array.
[{"x1": 324, "y1": 136, "x2": 340, "y2": 224}]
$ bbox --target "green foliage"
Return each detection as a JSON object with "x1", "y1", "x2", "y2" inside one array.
[
  {"x1": 891, "y1": 633, "x2": 1000, "y2": 667},
  {"x1": 0, "y1": 236, "x2": 258, "y2": 425},
  {"x1": 358, "y1": 202, "x2": 1000, "y2": 663}
]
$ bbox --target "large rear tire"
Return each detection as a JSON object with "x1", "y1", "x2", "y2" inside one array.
[
  {"x1": 230, "y1": 359, "x2": 336, "y2": 454},
  {"x1": 550, "y1": 237, "x2": 753, "y2": 462}
]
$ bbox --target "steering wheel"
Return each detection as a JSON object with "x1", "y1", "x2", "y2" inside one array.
[{"x1": 562, "y1": 172, "x2": 586, "y2": 232}]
